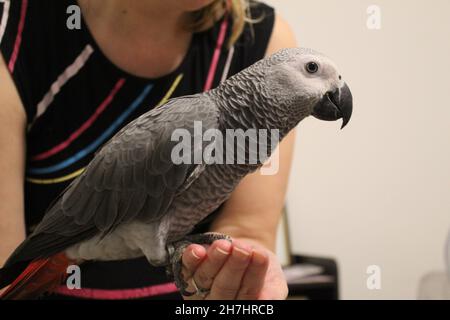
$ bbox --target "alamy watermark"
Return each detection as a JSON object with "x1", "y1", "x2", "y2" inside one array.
[
  {"x1": 367, "y1": 5, "x2": 382, "y2": 30},
  {"x1": 366, "y1": 265, "x2": 382, "y2": 290},
  {"x1": 171, "y1": 121, "x2": 280, "y2": 176},
  {"x1": 66, "y1": 5, "x2": 81, "y2": 30},
  {"x1": 66, "y1": 4, "x2": 383, "y2": 32},
  {"x1": 66, "y1": 265, "x2": 81, "y2": 290}
]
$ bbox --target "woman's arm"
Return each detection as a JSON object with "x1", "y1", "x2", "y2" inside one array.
[
  {"x1": 182, "y1": 14, "x2": 298, "y2": 300},
  {"x1": 0, "y1": 55, "x2": 27, "y2": 267}
]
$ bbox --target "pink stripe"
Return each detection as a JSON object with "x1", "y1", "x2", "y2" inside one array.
[
  {"x1": 8, "y1": 0, "x2": 27, "y2": 73},
  {"x1": 31, "y1": 78, "x2": 126, "y2": 161},
  {"x1": 203, "y1": 16, "x2": 229, "y2": 92},
  {"x1": 53, "y1": 282, "x2": 178, "y2": 300},
  {"x1": 33, "y1": 45, "x2": 94, "y2": 125}
]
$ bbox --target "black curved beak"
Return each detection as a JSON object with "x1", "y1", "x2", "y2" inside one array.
[{"x1": 312, "y1": 83, "x2": 353, "y2": 129}]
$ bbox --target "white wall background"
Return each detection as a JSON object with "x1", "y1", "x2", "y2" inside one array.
[{"x1": 267, "y1": 0, "x2": 450, "y2": 299}]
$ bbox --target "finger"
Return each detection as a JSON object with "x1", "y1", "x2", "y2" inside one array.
[
  {"x1": 192, "y1": 240, "x2": 232, "y2": 290},
  {"x1": 181, "y1": 244, "x2": 206, "y2": 280},
  {"x1": 236, "y1": 249, "x2": 269, "y2": 300},
  {"x1": 207, "y1": 240, "x2": 253, "y2": 300}
]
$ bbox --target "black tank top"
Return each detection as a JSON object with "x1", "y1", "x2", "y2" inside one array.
[{"x1": 0, "y1": 0, "x2": 275, "y2": 299}]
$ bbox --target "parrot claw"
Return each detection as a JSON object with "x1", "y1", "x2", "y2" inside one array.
[{"x1": 166, "y1": 233, "x2": 232, "y2": 297}]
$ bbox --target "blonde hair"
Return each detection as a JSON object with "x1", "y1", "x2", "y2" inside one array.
[{"x1": 189, "y1": 0, "x2": 261, "y2": 48}]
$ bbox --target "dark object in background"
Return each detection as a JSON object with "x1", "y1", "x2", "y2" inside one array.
[{"x1": 286, "y1": 254, "x2": 339, "y2": 300}]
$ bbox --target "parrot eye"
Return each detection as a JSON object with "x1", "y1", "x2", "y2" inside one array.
[{"x1": 305, "y1": 62, "x2": 319, "y2": 74}]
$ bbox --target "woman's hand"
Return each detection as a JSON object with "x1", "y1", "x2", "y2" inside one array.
[{"x1": 181, "y1": 238, "x2": 288, "y2": 300}]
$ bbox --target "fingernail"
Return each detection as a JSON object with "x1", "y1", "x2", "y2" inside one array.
[
  {"x1": 233, "y1": 246, "x2": 251, "y2": 257},
  {"x1": 192, "y1": 249, "x2": 201, "y2": 260},
  {"x1": 253, "y1": 251, "x2": 268, "y2": 266},
  {"x1": 216, "y1": 247, "x2": 230, "y2": 256}
]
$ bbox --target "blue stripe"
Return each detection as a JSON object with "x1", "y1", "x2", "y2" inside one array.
[{"x1": 28, "y1": 84, "x2": 154, "y2": 175}]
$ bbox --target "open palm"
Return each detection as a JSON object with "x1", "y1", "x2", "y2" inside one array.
[{"x1": 182, "y1": 238, "x2": 288, "y2": 300}]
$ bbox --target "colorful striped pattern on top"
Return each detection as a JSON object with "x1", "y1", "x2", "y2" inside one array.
[
  {"x1": 26, "y1": 73, "x2": 185, "y2": 183},
  {"x1": 28, "y1": 84, "x2": 154, "y2": 175},
  {"x1": 31, "y1": 77, "x2": 126, "y2": 161},
  {"x1": 26, "y1": 16, "x2": 227, "y2": 181}
]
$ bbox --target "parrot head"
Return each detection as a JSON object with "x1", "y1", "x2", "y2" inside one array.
[{"x1": 263, "y1": 48, "x2": 353, "y2": 129}]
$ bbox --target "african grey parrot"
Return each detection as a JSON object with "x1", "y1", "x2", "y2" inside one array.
[{"x1": 0, "y1": 48, "x2": 353, "y2": 299}]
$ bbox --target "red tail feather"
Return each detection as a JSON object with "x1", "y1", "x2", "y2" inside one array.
[{"x1": 1, "y1": 253, "x2": 73, "y2": 300}]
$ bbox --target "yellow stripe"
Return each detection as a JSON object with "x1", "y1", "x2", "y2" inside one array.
[
  {"x1": 26, "y1": 167, "x2": 85, "y2": 185},
  {"x1": 26, "y1": 74, "x2": 184, "y2": 185},
  {"x1": 156, "y1": 74, "x2": 184, "y2": 107}
]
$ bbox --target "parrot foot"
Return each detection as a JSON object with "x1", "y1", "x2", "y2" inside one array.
[{"x1": 166, "y1": 233, "x2": 232, "y2": 297}]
